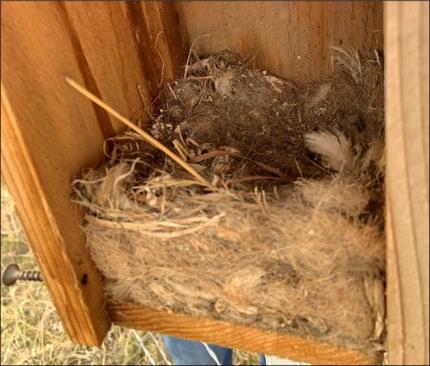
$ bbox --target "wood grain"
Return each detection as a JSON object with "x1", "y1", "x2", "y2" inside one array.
[
  {"x1": 5, "y1": 2, "x2": 425, "y2": 362},
  {"x1": 385, "y1": 2, "x2": 429, "y2": 364},
  {"x1": 1, "y1": 84, "x2": 109, "y2": 345},
  {"x1": 140, "y1": 1, "x2": 185, "y2": 83},
  {"x1": 176, "y1": 1, "x2": 383, "y2": 82},
  {"x1": 0, "y1": 1, "x2": 182, "y2": 346},
  {"x1": 109, "y1": 303, "x2": 380, "y2": 365}
]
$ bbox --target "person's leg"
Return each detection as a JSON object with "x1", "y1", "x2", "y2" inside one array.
[
  {"x1": 163, "y1": 335, "x2": 233, "y2": 365},
  {"x1": 259, "y1": 354, "x2": 266, "y2": 365}
]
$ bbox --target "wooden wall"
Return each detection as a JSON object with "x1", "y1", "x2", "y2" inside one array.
[
  {"x1": 1, "y1": 1, "x2": 183, "y2": 345},
  {"x1": 385, "y1": 2, "x2": 429, "y2": 365},
  {"x1": 176, "y1": 1, "x2": 383, "y2": 81}
]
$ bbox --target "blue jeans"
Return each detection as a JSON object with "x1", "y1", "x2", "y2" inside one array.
[{"x1": 163, "y1": 335, "x2": 266, "y2": 365}]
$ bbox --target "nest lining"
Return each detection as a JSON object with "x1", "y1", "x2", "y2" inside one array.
[{"x1": 72, "y1": 48, "x2": 386, "y2": 356}]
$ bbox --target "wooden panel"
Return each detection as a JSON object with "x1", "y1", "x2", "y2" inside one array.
[
  {"x1": 140, "y1": 1, "x2": 185, "y2": 82},
  {"x1": 385, "y1": 1, "x2": 429, "y2": 365},
  {"x1": 176, "y1": 1, "x2": 383, "y2": 82},
  {"x1": 109, "y1": 304, "x2": 380, "y2": 365},
  {"x1": 1, "y1": 1, "x2": 182, "y2": 346},
  {"x1": 62, "y1": 1, "x2": 184, "y2": 126}
]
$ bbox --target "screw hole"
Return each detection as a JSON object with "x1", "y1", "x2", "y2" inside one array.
[{"x1": 80, "y1": 274, "x2": 88, "y2": 285}]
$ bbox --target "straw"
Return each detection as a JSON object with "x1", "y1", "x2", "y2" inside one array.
[{"x1": 65, "y1": 77, "x2": 210, "y2": 186}]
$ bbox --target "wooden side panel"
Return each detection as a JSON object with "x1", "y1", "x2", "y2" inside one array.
[
  {"x1": 176, "y1": 1, "x2": 383, "y2": 82},
  {"x1": 109, "y1": 304, "x2": 380, "y2": 365},
  {"x1": 0, "y1": 1, "x2": 182, "y2": 346},
  {"x1": 140, "y1": 1, "x2": 185, "y2": 82},
  {"x1": 385, "y1": 1, "x2": 429, "y2": 365}
]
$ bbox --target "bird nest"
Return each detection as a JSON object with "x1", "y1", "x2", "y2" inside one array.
[{"x1": 72, "y1": 48, "x2": 386, "y2": 356}]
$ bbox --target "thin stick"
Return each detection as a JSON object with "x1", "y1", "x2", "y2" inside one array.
[
  {"x1": 191, "y1": 150, "x2": 233, "y2": 163},
  {"x1": 191, "y1": 149, "x2": 288, "y2": 179},
  {"x1": 66, "y1": 77, "x2": 210, "y2": 186},
  {"x1": 184, "y1": 34, "x2": 209, "y2": 78},
  {"x1": 167, "y1": 82, "x2": 177, "y2": 100}
]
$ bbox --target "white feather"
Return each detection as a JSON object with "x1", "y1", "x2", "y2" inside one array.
[{"x1": 305, "y1": 130, "x2": 353, "y2": 172}]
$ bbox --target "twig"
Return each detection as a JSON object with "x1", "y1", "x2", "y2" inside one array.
[
  {"x1": 66, "y1": 77, "x2": 210, "y2": 186},
  {"x1": 167, "y1": 82, "x2": 177, "y2": 100},
  {"x1": 191, "y1": 149, "x2": 288, "y2": 180},
  {"x1": 252, "y1": 160, "x2": 289, "y2": 180},
  {"x1": 294, "y1": 158, "x2": 304, "y2": 178},
  {"x1": 172, "y1": 139, "x2": 190, "y2": 161},
  {"x1": 184, "y1": 34, "x2": 209, "y2": 78},
  {"x1": 191, "y1": 150, "x2": 235, "y2": 163}
]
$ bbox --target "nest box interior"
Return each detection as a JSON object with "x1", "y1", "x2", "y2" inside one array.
[{"x1": 1, "y1": 2, "x2": 428, "y2": 365}]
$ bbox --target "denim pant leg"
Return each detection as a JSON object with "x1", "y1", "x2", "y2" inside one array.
[
  {"x1": 259, "y1": 354, "x2": 266, "y2": 365},
  {"x1": 162, "y1": 335, "x2": 233, "y2": 365}
]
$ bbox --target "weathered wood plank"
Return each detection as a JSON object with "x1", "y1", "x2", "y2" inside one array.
[
  {"x1": 1, "y1": 1, "x2": 112, "y2": 344},
  {"x1": 385, "y1": 1, "x2": 429, "y2": 364},
  {"x1": 1, "y1": 84, "x2": 109, "y2": 345},
  {"x1": 1, "y1": 1, "x2": 182, "y2": 346},
  {"x1": 140, "y1": 1, "x2": 185, "y2": 82},
  {"x1": 176, "y1": 1, "x2": 383, "y2": 81},
  {"x1": 60, "y1": 1, "x2": 151, "y2": 133},
  {"x1": 109, "y1": 303, "x2": 380, "y2": 365}
]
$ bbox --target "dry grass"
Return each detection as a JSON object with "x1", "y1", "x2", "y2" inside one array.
[
  {"x1": 0, "y1": 183, "x2": 260, "y2": 365},
  {"x1": 75, "y1": 158, "x2": 385, "y2": 353}
]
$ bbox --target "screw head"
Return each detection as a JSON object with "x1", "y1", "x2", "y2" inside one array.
[{"x1": 2, "y1": 264, "x2": 20, "y2": 286}]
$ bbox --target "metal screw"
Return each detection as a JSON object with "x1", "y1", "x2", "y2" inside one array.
[{"x1": 1, "y1": 264, "x2": 43, "y2": 286}]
